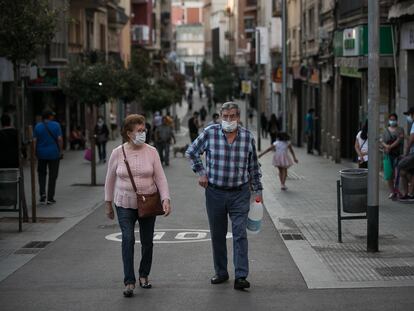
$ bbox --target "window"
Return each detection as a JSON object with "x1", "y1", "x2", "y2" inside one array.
[
  {"x1": 308, "y1": 7, "x2": 315, "y2": 39},
  {"x1": 100, "y1": 24, "x2": 106, "y2": 51}
]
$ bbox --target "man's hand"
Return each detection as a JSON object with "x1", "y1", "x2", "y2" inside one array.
[
  {"x1": 162, "y1": 199, "x2": 171, "y2": 217},
  {"x1": 105, "y1": 201, "x2": 114, "y2": 220},
  {"x1": 199, "y1": 175, "x2": 208, "y2": 188}
]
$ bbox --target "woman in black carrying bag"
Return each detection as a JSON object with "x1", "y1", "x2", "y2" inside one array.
[{"x1": 104, "y1": 114, "x2": 171, "y2": 298}]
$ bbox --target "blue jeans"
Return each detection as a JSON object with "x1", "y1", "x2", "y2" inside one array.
[
  {"x1": 205, "y1": 183, "x2": 251, "y2": 279},
  {"x1": 116, "y1": 206, "x2": 156, "y2": 285}
]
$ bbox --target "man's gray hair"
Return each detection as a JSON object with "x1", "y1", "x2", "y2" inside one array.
[{"x1": 220, "y1": 102, "x2": 240, "y2": 115}]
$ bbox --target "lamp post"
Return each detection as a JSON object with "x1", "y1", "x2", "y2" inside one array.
[{"x1": 256, "y1": 28, "x2": 262, "y2": 151}]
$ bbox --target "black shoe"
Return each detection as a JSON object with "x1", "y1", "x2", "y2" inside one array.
[
  {"x1": 39, "y1": 196, "x2": 46, "y2": 205},
  {"x1": 210, "y1": 274, "x2": 229, "y2": 284},
  {"x1": 234, "y1": 278, "x2": 250, "y2": 290},
  {"x1": 47, "y1": 199, "x2": 56, "y2": 204},
  {"x1": 139, "y1": 278, "x2": 152, "y2": 289}
]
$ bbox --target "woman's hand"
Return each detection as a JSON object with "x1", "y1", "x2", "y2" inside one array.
[
  {"x1": 162, "y1": 199, "x2": 171, "y2": 217},
  {"x1": 105, "y1": 201, "x2": 114, "y2": 220}
]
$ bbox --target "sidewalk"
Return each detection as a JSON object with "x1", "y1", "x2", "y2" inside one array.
[
  {"x1": 260, "y1": 140, "x2": 414, "y2": 288},
  {"x1": 0, "y1": 139, "x2": 120, "y2": 281}
]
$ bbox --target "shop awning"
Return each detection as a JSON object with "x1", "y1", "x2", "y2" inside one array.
[{"x1": 389, "y1": 1, "x2": 414, "y2": 19}]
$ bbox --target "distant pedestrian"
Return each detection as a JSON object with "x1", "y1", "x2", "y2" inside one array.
[
  {"x1": 104, "y1": 114, "x2": 171, "y2": 298},
  {"x1": 305, "y1": 108, "x2": 315, "y2": 154},
  {"x1": 0, "y1": 114, "x2": 19, "y2": 168},
  {"x1": 381, "y1": 113, "x2": 404, "y2": 199},
  {"x1": 188, "y1": 111, "x2": 200, "y2": 142},
  {"x1": 199, "y1": 87, "x2": 203, "y2": 99},
  {"x1": 152, "y1": 111, "x2": 163, "y2": 132},
  {"x1": 110, "y1": 110, "x2": 118, "y2": 140},
  {"x1": 199, "y1": 106, "x2": 207, "y2": 123},
  {"x1": 154, "y1": 116, "x2": 176, "y2": 166},
  {"x1": 258, "y1": 132, "x2": 298, "y2": 191},
  {"x1": 206, "y1": 85, "x2": 212, "y2": 113},
  {"x1": 95, "y1": 116, "x2": 109, "y2": 163},
  {"x1": 248, "y1": 108, "x2": 254, "y2": 126},
  {"x1": 206, "y1": 113, "x2": 220, "y2": 127},
  {"x1": 260, "y1": 112, "x2": 268, "y2": 138},
  {"x1": 268, "y1": 113, "x2": 280, "y2": 144},
  {"x1": 187, "y1": 88, "x2": 194, "y2": 111},
  {"x1": 398, "y1": 108, "x2": 414, "y2": 202},
  {"x1": 69, "y1": 126, "x2": 85, "y2": 150},
  {"x1": 186, "y1": 101, "x2": 263, "y2": 290},
  {"x1": 33, "y1": 110, "x2": 63, "y2": 205},
  {"x1": 354, "y1": 120, "x2": 368, "y2": 168}
]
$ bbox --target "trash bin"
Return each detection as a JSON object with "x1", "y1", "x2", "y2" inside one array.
[
  {"x1": 339, "y1": 168, "x2": 368, "y2": 213},
  {"x1": 0, "y1": 169, "x2": 20, "y2": 206}
]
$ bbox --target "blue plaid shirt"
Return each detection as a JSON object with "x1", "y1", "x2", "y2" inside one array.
[{"x1": 186, "y1": 124, "x2": 263, "y2": 193}]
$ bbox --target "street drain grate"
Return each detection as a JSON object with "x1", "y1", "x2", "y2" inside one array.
[
  {"x1": 375, "y1": 266, "x2": 414, "y2": 277},
  {"x1": 14, "y1": 249, "x2": 42, "y2": 255},
  {"x1": 282, "y1": 233, "x2": 305, "y2": 241},
  {"x1": 22, "y1": 241, "x2": 51, "y2": 248},
  {"x1": 14, "y1": 241, "x2": 51, "y2": 255}
]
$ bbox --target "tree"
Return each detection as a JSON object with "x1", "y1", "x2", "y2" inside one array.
[
  {"x1": 62, "y1": 62, "x2": 118, "y2": 185},
  {"x1": 0, "y1": 0, "x2": 59, "y2": 221},
  {"x1": 211, "y1": 58, "x2": 236, "y2": 102}
]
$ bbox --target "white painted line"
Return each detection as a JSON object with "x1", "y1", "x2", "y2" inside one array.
[{"x1": 105, "y1": 229, "x2": 233, "y2": 244}]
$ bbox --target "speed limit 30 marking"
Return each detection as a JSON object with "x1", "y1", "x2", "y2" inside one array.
[{"x1": 105, "y1": 229, "x2": 233, "y2": 244}]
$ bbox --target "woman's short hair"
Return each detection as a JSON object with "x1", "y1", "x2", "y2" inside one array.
[
  {"x1": 389, "y1": 113, "x2": 398, "y2": 120},
  {"x1": 220, "y1": 102, "x2": 240, "y2": 115},
  {"x1": 121, "y1": 114, "x2": 146, "y2": 142}
]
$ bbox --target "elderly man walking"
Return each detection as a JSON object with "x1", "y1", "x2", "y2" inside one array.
[{"x1": 186, "y1": 102, "x2": 263, "y2": 290}]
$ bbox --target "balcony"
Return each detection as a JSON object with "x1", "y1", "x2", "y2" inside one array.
[
  {"x1": 131, "y1": 25, "x2": 150, "y2": 44},
  {"x1": 108, "y1": 5, "x2": 129, "y2": 28}
]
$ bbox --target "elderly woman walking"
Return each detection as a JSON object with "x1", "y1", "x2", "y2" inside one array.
[{"x1": 104, "y1": 114, "x2": 171, "y2": 297}]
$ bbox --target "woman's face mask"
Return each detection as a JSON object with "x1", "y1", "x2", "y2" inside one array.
[
  {"x1": 131, "y1": 131, "x2": 146, "y2": 145},
  {"x1": 407, "y1": 116, "x2": 413, "y2": 123},
  {"x1": 388, "y1": 120, "x2": 397, "y2": 127}
]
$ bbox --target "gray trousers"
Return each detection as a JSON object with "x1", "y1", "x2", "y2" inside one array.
[{"x1": 205, "y1": 183, "x2": 251, "y2": 279}]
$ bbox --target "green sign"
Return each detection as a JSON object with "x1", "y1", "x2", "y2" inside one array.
[
  {"x1": 334, "y1": 25, "x2": 394, "y2": 57},
  {"x1": 340, "y1": 67, "x2": 362, "y2": 78},
  {"x1": 28, "y1": 67, "x2": 59, "y2": 88}
]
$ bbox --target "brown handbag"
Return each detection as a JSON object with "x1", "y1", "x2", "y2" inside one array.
[{"x1": 122, "y1": 145, "x2": 165, "y2": 218}]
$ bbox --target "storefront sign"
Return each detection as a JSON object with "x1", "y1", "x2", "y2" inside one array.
[
  {"x1": 241, "y1": 80, "x2": 252, "y2": 94},
  {"x1": 335, "y1": 25, "x2": 393, "y2": 57},
  {"x1": 401, "y1": 21, "x2": 414, "y2": 50},
  {"x1": 28, "y1": 67, "x2": 59, "y2": 88},
  {"x1": 340, "y1": 67, "x2": 362, "y2": 78},
  {"x1": 343, "y1": 28, "x2": 360, "y2": 56}
]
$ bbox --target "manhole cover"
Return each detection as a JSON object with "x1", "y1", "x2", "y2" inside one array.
[{"x1": 375, "y1": 266, "x2": 414, "y2": 277}]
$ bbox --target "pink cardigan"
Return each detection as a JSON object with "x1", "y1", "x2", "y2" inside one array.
[{"x1": 104, "y1": 143, "x2": 170, "y2": 209}]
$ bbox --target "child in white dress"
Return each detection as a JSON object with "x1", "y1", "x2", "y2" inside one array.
[{"x1": 258, "y1": 132, "x2": 298, "y2": 190}]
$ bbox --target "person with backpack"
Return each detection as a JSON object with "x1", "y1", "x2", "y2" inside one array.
[{"x1": 33, "y1": 110, "x2": 63, "y2": 205}]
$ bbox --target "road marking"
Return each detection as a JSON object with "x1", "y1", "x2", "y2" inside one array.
[{"x1": 105, "y1": 229, "x2": 233, "y2": 244}]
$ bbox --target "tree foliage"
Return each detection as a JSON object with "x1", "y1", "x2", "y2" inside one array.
[
  {"x1": 0, "y1": 0, "x2": 59, "y2": 64},
  {"x1": 62, "y1": 62, "x2": 117, "y2": 106}
]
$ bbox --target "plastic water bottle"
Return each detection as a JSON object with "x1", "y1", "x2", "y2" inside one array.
[{"x1": 247, "y1": 197, "x2": 263, "y2": 234}]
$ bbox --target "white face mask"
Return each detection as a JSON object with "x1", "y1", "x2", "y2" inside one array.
[
  {"x1": 222, "y1": 120, "x2": 238, "y2": 132},
  {"x1": 132, "y1": 132, "x2": 146, "y2": 145},
  {"x1": 407, "y1": 116, "x2": 413, "y2": 123}
]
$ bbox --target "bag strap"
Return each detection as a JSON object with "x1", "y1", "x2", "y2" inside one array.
[
  {"x1": 43, "y1": 121, "x2": 60, "y2": 152},
  {"x1": 360, "y1": 139, "x2": 367, "y2": 149},
  {"x1": 122, "y1": 145, "x2": 138, "y2": 194}
]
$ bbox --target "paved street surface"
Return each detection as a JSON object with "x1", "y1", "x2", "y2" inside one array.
[{"x1": 1, "y1": 93, "x2": 414, "y2": 310}]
